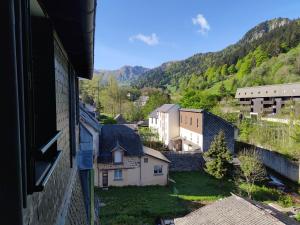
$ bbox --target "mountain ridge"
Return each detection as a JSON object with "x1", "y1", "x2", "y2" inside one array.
[{"x1": 133, "y1": 17, "x2": 300, "y2": 88}]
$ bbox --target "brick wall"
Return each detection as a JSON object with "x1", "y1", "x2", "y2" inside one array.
[
  {"x1": 203, "y1": 111, "x2": 235, "y2": 153},
  {"x1": 23, "y1": 39, "x2": 87, "y2": 225}
]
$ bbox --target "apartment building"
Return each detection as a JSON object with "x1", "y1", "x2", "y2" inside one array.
[
  {"x1": 149, "y1": 106, "x2": 235, "y2": 153},
  {"x1": 235, "y1": 83, "x2": 300, "y2": 115},
  {"x1": 177, "y1": 109, "x2": 235, "y2": 153},
  {"x1": 149, "y1": 104, "x2": 180, "y2": 146},
  {"x1": 2, "y1": 0, "x2": 96, "y2": 225}
]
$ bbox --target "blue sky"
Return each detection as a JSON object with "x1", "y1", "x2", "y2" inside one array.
[{"x1": 95, "y1": 0, "x2": 300, "y2": 70}]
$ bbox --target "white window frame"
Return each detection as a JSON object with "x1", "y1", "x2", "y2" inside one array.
[
  {"x1": 154, "y1": 165, "x2": 163, "y2": 175},
  {"x1": 114, "y1": 150, "x2": 122, "y2": 164},
  {"x1": 114, "y1": 169, "x2": 123, "y2": 180}
]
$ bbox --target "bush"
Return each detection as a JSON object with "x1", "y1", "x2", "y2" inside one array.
[
  {"x1": 278, "y1": 195, "x2": 293, "y2": 208},
  {"x1": 295, "y1": 213, "x2": 300, "y2": 222}
]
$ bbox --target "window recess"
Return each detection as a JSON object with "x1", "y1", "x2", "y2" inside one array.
[{"x1": 27, "y1": 17, "x2": 61, "y2": 193}]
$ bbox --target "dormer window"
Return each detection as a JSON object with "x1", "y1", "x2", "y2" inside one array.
[{"x1": 114, "y1": 150, "x2": 123, "y2": 164}]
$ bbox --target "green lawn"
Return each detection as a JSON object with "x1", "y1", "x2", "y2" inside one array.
[
  {"x1": 95, "y1": 171, "x2": 235, "y2": 225},
  {"x1": 95, "y1": 171, "x2": 294, "y2": 225}
]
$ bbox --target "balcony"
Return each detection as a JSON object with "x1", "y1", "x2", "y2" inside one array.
[
  {"x1": 239, "y1": 100, "x2": 251, "y2": 105},
  {"x1": 263, "y1": 99, "x2": 274, "y2": 105}
]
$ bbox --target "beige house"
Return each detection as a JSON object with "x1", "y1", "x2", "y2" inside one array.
[{"x1": 94, "y1": 125, "x2": 170, "y2": 187}]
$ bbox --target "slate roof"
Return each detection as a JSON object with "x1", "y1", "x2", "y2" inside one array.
[
  {"x1": 174, "y1": 195, "x2": 299, "y2": 225},
  {"x1": 80, "y1": 104, "x2": 101, "y2": 132},
  {"x1": 114, "y1": 114, "x2": 127, "y2": 124},
  {"x1": 179, "y1": 108, "x2": 203, "y2": 113},
  {"x1": 149, "y1": 109, "x2": 159, "y2": 119},
  {"x1": 78, "y1": 124, "x2": 94, "y2": 170},
  {"x1": 157, "y1": 104, "x2": 179, "y2": 113},
  {"x1": 143, "y1": 146, "x2": 170, "y2": 163},
  {"x1": 98, "y1": 125, "x2": 143, "y2": 163},
  {"x1": 235, "y1": 83, "x2": 300, "y2": 99}
]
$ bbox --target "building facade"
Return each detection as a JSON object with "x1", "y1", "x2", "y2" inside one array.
[
  {"x1": 95, "y1": 125, "x2": 170, "y2": 187},
  {"x1": 235, "y1": 83, "x2": 300, "y2": 115},
  {"x1": 2, "y1": 0, "x2": 96, "y2": 225},
  {"x1": 178, "y1": 109, "x2": 235, "y2": 153},
  {"x1": 149, "y1": 106, "x2": 235, "y2": 153},
  {"x1": 149, "y1": 104, "x2": 180, "y2": 146}
]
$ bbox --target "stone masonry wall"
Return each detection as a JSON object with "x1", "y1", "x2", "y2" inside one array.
[
  {"x1": 23, "y1": 39, "x2": 87, "y2": 225},
  {"x1": 163, "y1": 151, "x2": 204, "y2": 171},
  {"x1": 65, "y1": 173, "x2": 88, "y2": 225},
  {"x1": 203, "y1": 111, "x2": 235, "y2": 153}
]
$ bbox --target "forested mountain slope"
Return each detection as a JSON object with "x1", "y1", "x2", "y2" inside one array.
[
  {"x1": 133, "y1": 18, "x2": 300, "y2": 90},
  {"x1": 95, "y1": 65, "x2": 149, "y2": 84}
]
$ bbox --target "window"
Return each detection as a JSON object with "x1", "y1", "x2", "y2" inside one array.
[
  {"x1": 190, "y1": 117, "x2": 192, "y2": 125},
  {"x1": 114, "y1": 151, "x2": 122, "y2": 164},
  {"x1": 114, "y1": 169, "x2": 123, "y2": 180},
  {"x1": 26, "y1": 17, "x2": 62, "y2": 194},
  {"x1": 197, "y1": 118, "x2": 199, "y2": 128},
  {"x1": 185, "y1": 116, "x2": 187, "y2": 124},
  {"x1": 144, "y1": 158, "x2": 148, "y2": 163},
  {"x1": 154, "y1": 165, "x2": 163, "y2": 175}
]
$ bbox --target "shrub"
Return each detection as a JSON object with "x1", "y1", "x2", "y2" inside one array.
[{"x1": 278, "y1": 195, "x2": 293, "y2": 208}]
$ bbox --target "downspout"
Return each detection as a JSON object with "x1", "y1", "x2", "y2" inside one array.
[{"x1": 1, "y1": 0, "x2": 24, "y2": 224}]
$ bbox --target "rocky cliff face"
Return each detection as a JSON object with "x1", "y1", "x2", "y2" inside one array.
[
  {"x1": 94, "y1": 65, "x2": 149, "y2": 84},
  {"x1": 240, "y1": 18, "x2": 291, "y2": 44}
]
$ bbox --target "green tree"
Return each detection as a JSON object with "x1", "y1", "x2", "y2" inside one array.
[
  {"x1": 142, "y1": 92, "x2": 170, "y2": 118},
  {"x1": 221, "y1": 64, "x2": 229, "y2": 76},
  {"x1": 238, "y1": 150, "x2": 266, "y2": 199},
  {"x1": 204, "y1": 131, "x2": 232, "y2": 179},
  {"x1": 253, "y1": 46, "x2": 268, "y2": 67},
  {"x1": 228, "y1": 64, "x2": 237, "y2": 74}
]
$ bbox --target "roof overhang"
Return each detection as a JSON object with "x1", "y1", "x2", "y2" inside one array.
[{"x1": 37, "y1": 0, "x2": 96, "y2": 79}]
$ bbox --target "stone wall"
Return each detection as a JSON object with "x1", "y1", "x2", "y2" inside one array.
[
  {"x1": 236, "y1": 141, "x2": 300, "y2": 183},
  {"x1": 23, "y1": 39, "x2": 87, "y2": 225},
  {"x1": 203, "y1": 111, "x2": 235, "y2": 153},
  {"x1": 163, "y1": 151, "x2": 204, "y2": 171}
]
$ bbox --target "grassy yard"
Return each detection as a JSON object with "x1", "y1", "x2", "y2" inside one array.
[
  {"x1": 95, "y1": 171, "x2": 235, "y2": 225},
  {"x1": 95, "y1": 171, "x2": 295, "y2": 225}
]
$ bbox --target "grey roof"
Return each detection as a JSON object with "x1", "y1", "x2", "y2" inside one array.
[
  {"x1": 143, "y1": 146, "x2": 170, "y2": 163},
  {"x1": 149, "y1": 109, "x2": 159, "y2": 118},
  {"x1": 179, "y1": 108, "x2": 204, "y2": 113},
  {"x1": 157, "y1": 104, "x2": 179, "y2": 113},
  {"x1": 80, "y1": 104, "x2": 101, "y2": 132},
  {"x1": 174, "y1": 195, "x2": 299, "y2": 225},
  {"x1": 114, "y1": 114, "x2": 127, "y2": 124},
  {"x1": 98, "y1": 125, "x2": 143, "y2": 163},
  {"x1": 235, "y1": 83, "x2": 300, "y2": 99},
  {"x1": 78, "y1": 124, "x2": 93, "y2": 170}
]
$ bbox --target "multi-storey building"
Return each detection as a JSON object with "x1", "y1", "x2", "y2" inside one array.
[
  {"x1": 178, "y1": 109, "x2": 235, "y2": 152},
  {"x1": 2, "y1": 0, "x2": 96, "y2": 225},
  {"x1": 235, "y1": 83, "x2": 300, "y2": 115},
  {"x1": 149, "y1": 106, "x2": 236, "y2": 153},
  {"x1": 149, "y1": 104, "x2": 180, "y2": 146}
]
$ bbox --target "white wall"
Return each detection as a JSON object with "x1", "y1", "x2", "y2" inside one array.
[
  {"x1": 149, "y1": 117, "x2": 159, "y2": 131},
  {"x1": 180, "y1": 127, "x2": 203, "y2": 151}
]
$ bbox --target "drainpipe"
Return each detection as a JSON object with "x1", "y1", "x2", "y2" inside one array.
[{"x1": 1, "y1": 0, "x2": 24, "y2": 224}]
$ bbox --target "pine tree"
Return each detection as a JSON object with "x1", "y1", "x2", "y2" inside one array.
[{"x1": 204, "y1": 131, "x2": 232, "y2": 179}]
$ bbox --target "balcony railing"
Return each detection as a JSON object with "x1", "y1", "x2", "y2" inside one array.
[{"x1": 239, "y1": 100, "x2": 251, "y2": 105}]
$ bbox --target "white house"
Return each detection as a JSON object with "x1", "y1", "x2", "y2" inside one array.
[{"x1": 149, "y1": 104, "x2": 180, "y2": 146}]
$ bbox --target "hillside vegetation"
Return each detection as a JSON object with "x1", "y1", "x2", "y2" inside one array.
[{"x1": 133, "y1": 18, "x2": 300, "y2": 109}]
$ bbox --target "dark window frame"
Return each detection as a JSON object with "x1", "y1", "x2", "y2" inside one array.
[{"x1": 26, "y1": 17, "x2": 62, "y2": 194}]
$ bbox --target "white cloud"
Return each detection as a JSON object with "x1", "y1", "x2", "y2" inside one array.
[
  {"x1": 129, "y1": 33, "x2": 159, "y2": 46},
  {"x1": 192, "y1": 14, "x2": 210, "y2": 34}
]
